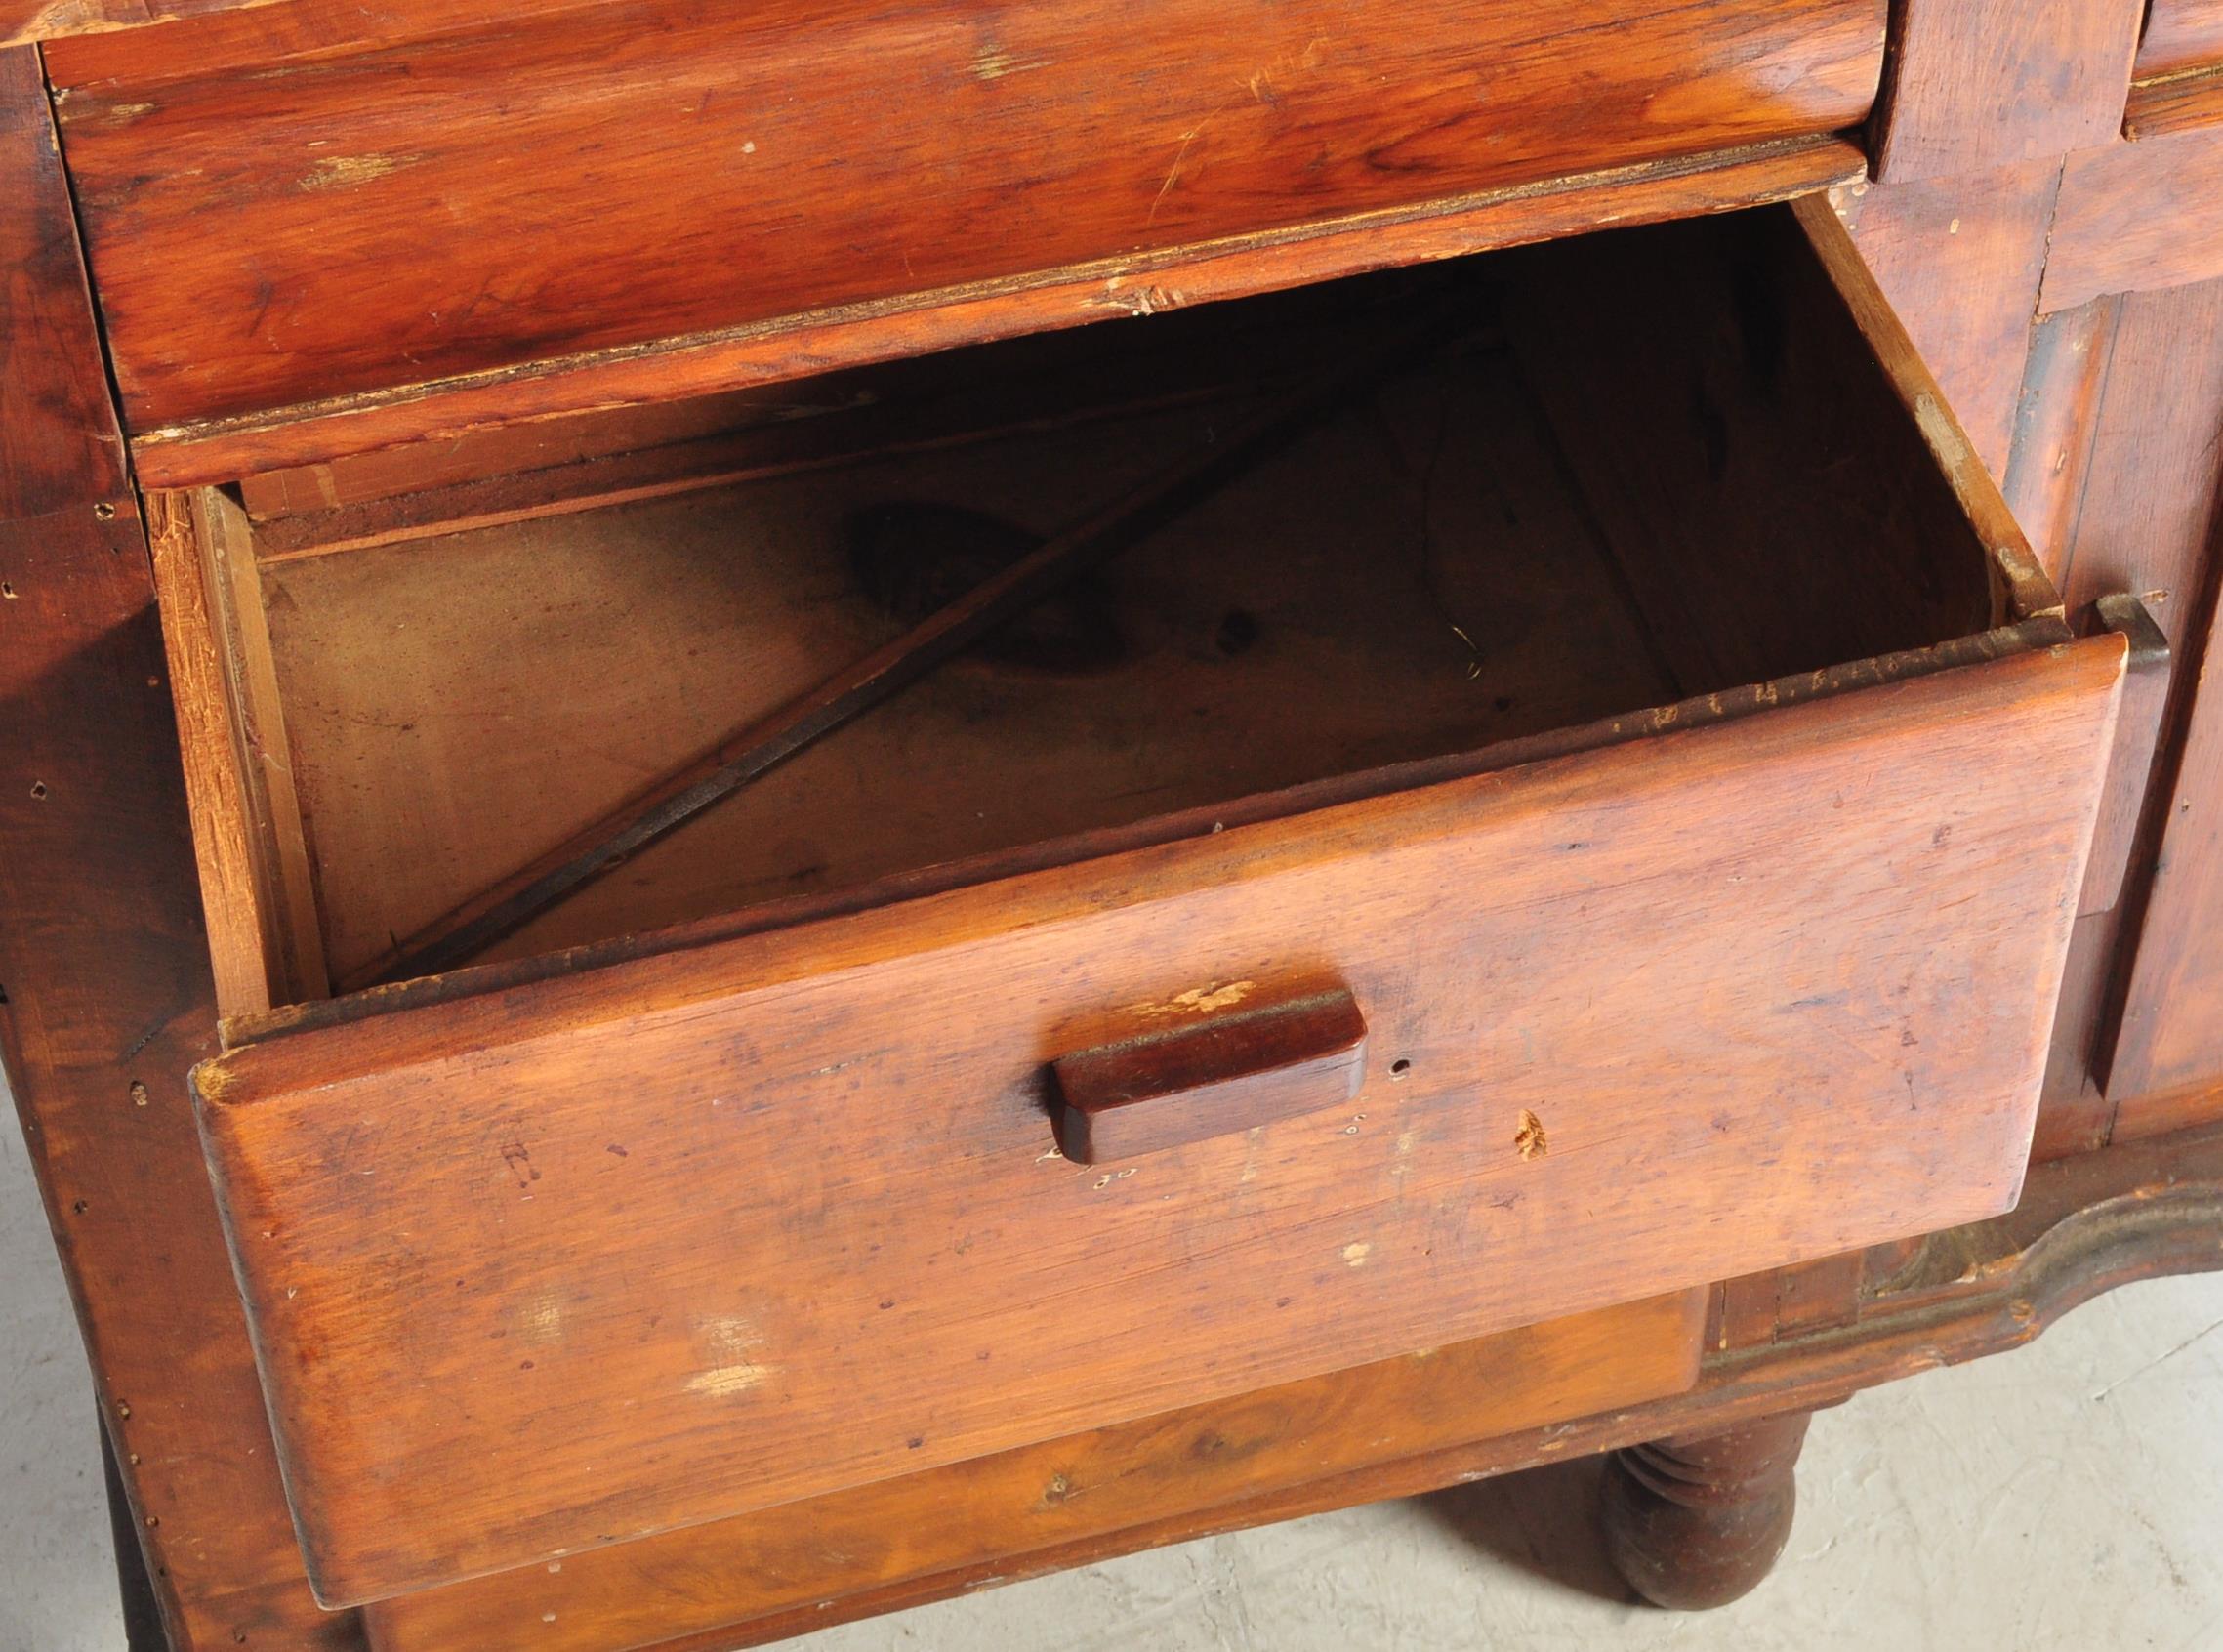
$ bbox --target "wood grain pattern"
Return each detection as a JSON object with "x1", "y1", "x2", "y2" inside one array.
[
  {"x1": 1789, "y1": 192, "x2": 2058, "y2": 621},
  {"x1": 49, "y1": 0, "x2": 1884, "y2": 480},
  {"x1": 348, "y1": 318, "x2": 1445, "y2": 990},
  {"x1": 146, "y1": 489, "x2": 328, "y2": 1016},
  {"x1": 1051, "y1": 987, "x2": 1370, "y2": 1164},
  {"x1": 364, "y1": 1290, "x2": 1704, "y2": 1652},
  {"x1": 0, "y1": 48, "x2": 126, "y2": 516},
  {"x1": 2138, "y1": 0, "x2": 2223, "y2": 80},
  {"x1": 0, "y1": 41, "x2": 363, "y2": 1645},
  {"x1": 2104, "y1": 559, "x2": 2223, "y2": 1099},
  {"x1": 379, "y1": 1117, "x2": 2223, "y2": 1652},
  {"x1": 102, "y1": 134, "x2": 1868, "y2": 490},
  {"x1": 2023, "y1": 280, "x2": 2223, "y2": 1134},
  {"x1": 1493, "y1": 201, "x2": 2025, "y2": 706},
  {"x1": 2042, "y1": 124, "x2": 2223, "y2": 313},
  {"x1": 145, "y1": 492, "x2": 288, "y2": 1016},
  {"x1": 1871, "y1": 0, "x2": 2143, "y2": 182},
  {"x1": 2004, "y1": 298, "x2": 2121, "y2": 583},
  {"x1": 18, "y1": 0, "x2": 594, "y2": 52},
  {"x1": 243, "y1": 336, "x2": 1683, "y2": 993},
  {"x1": 1831, "y1": 158, "x2": 2065, "y2": 478},
  {"x1": 2123, "y1": 64, "x2": 2223, "y2": 140},
  {"x1": 196, "y1": 634, "x2": 2120, "y2": 1605},
  {"x1": 2079, "y1": 595, "x2": 2172, "y2": 917}
]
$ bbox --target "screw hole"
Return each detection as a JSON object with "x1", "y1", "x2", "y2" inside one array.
[
  {"x1": 28, "y1": 781, "x2": 48, "y2": 800},
  {"x1": 129, "y1": 1080, "x2": 149, "y2": 1108},
  {"x1": 1389, "y1": 1059, "x2": 1412, "y2": 1080},
  {"x1": 93, "y1": 502, "x2": 116, "y2": 520},
  {"x1": 1, "y1": 581, "x2": 15, "y2": 599}
]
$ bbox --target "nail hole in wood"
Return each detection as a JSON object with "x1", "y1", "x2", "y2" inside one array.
[
  {"x1": 28, "y1": 781, "x2": 47, "y2": 800},
  {"x1": 1389, "y1": 1058, "x2": 1412, "y2": 1080},
  {"x1": 93, "y1": 502, "x2": 116, "y2": 520},
  {"x1": 130, "y1": 1081, "x2": 150, "y2": 1108}
]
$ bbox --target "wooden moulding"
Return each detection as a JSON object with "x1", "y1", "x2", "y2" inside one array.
[{"x1": 45, "y1": 0, "x2": 1884, "y2": 483}]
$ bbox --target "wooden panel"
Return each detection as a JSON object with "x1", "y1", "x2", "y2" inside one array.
[
  {"x1": 680, "y1": 1119, "x2": 2223, "y2": 1651},
  {"x1": 198, "y1": 635, "x2": 2120, "y2": 1605},
  {"x1": 98, "y1": 137, "x2": 1867, "y2": 491},
  {"x1": 2027, "y1": 278, "x2": 2223, "y2": 1138},
  {"x1": 1871, "y1": 0, "x2": 2143, "y2": 182},
  {"x1": 2106, "y1": 575, "x2": 2223, "y2": 1098},
  {"x1": 0, "y1": 48, "x2": 126, "y2": 516},
  {"x1": 49, "y1": 0, "x2": 1885, "y2": 481},
  {"x1": 1832, "y1": 158, "x2": 2064, "y2": 478},
  {"x1": 371, "y1": 1111, "x2": 2223, "y2": 1652},
  {"x1": 365, "y1": 1290, "x2": 1705, "y2": 1652},
  {"x1": 2139, "y1": 0, "x2": 2223, "y2": 79},
  {"x1": 0, "y1": 46, "x2": 361, "y2": 1650},
  {"x1": 2042, "y1": 124, "x2": 2223, "y2": 312}
]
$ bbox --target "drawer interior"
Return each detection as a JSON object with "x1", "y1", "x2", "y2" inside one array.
[{"x1": 158, "y1": 202, "x2": 2017, "y2": 1021}]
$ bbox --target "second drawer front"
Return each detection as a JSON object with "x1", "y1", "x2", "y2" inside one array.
[{"x1": 197, "y1": 636, "x2": 2121, "y2": 1605}]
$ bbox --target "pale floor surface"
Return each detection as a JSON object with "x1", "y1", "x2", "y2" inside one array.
[{"x1": 6, "y1": 1094, "x2": 2222, "y2": 1652}]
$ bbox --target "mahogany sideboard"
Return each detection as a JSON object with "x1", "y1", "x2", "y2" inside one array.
[{"x1": 6, "y1": 1, "x2": 2223, "y2": 1646}]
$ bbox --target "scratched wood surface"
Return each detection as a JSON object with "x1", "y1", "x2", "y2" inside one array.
[
  {"x1": 0, "y1": 43, "x2": 366, "y2": 1652},
  {"x1": 577, "y1": 1117, "x2": 2223, "y2": 1651},
  {"x1": 196, "y1": 629, "x2": 2121, "y2": 1604},
  {"x1": 2139, "y1": 0, "x2": 2223, "y2": 80},
  {"x1": 364, "y1": 1290, "x2": 1705, "y2": 1652},
  {"x1": 2042, "y1": 125, "x2": 2223, "y2": 313},
  {"x1": 1999, "y1": 277, "x2": 2223, "y2": 1150},
  {"x1": 1870, "y1": 0, "x2": 2143, "y2": 181},
  {"x1": 1832, "y1": 158, "x2": 2065, "y2": 478},
  {"x1": 47, "y1": 0, "x2": 1884, "y2": 482}
]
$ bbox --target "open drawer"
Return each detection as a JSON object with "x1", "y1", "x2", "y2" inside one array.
[{"x1": 155, "y1": 198, "x2": 2124, "y2": 1606}]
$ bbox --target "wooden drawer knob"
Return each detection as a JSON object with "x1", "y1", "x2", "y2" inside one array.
[{"x1": 1050, "y1": 988, "x2": 1369, "y2": 1164}]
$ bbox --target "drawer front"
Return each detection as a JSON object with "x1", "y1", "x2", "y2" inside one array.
[
  {"x1": 364, "y1": 1289, "x2": 1707, "y2": 1652},
  {"x1": 51, "y1": 0, "x2": 1883, "y2": 458},
  {"x1": 197, "y1": 634, "x2": 2123, "y2": 1605}
]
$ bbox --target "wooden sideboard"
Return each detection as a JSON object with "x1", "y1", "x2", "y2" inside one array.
[{"x1": 5, "y1": 3, "x2": 2223, "y2": 1647}]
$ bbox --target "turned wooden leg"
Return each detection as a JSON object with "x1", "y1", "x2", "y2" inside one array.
[{"x1": 1599, "y1": 1409, "x2": 1813, "y2": 1609}]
